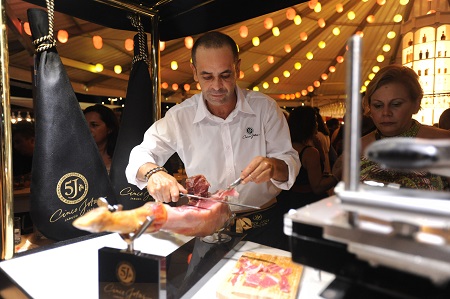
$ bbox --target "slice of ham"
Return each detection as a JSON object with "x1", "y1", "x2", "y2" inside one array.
[
  {"x1": 210, "y1": 188, "x2": 239, "y2": 199},
  {"x1": 73, "y1": 175, "x2": 232, "y2": 237}
]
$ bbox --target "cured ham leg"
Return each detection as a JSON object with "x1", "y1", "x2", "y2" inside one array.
[
  {"x1": 73, "y1": 199, "x2": 231, "y2": 237},
  {"x1": 72, "y1": 202, "x2": 167, "y2": 235},
  {"x1": 73, "y1": 174, "x2": 233, "y2": 237}
]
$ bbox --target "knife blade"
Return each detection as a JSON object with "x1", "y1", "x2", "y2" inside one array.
[{"x1": 180, "y1": 193, "x2": 260, "y2": 210}]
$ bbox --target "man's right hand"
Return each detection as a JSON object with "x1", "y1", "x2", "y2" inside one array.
[
  {"x1": 147, "y1": 171, "x2": 186, "y2": 203},
  {"x1": 138, "y1": 163, "x2": 186, "y2": 203}
]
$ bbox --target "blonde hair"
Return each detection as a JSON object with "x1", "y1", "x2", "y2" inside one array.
[{"x1": 363, "y1": 65, "x2": 423, "y2": 112}]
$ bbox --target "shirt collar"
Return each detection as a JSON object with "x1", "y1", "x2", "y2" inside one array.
[{"x1": 193, "y1": 87, "x2": 256, "y2": 123}]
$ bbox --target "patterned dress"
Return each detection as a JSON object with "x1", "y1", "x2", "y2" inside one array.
[{"x1": 360, "y1": 120, "x2": 450, "y2": 191}]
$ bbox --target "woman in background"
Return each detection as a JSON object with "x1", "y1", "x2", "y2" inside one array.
[
  {"x1": 84, "y1": 104, "x2": 120, "y2": 173},
  {"x1": 360, "y1": 65, "x2": 450, "y2": 190},
  {"x1": 313, "y1": 108, "x2": 331, "y2": 173},
  {"x1": 279, "y1": 106, "x2": 340, "y2": 210}
]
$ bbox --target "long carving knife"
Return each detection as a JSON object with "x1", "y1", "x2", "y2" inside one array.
[{"x1": 180, "y1": 193, "x2": 260, "y2": 210}]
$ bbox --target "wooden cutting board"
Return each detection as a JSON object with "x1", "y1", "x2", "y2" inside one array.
[{"x1": 217, "y1": 252, "x2": 304, "y2": 299}]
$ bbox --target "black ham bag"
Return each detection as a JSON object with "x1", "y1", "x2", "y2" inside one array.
[
  {"x1": 28, "y1": 8, "x2": 116, "y2": 241},
  {"x1": 109, "y1": 18, "x2": 154, "y2": 210}
]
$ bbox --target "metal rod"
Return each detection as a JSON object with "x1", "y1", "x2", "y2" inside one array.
[
  {"x1": 150, "y1": 14, "x2": 161, "y2": 122},
  {"x1": 93, "y1": 0, "x2": 158, "y2": 18},
  {"x1": 343, "y1": 35, "x2": 362, "y2": 191},
  {"x1": 0, "y1": 0, "x2": 15, "y2": 260}
]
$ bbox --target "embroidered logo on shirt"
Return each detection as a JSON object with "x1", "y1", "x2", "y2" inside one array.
[{"x1": 242, "y1": 127, "x2": 260, "y2": 139}]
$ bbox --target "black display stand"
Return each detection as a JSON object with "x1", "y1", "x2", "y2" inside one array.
[{"x1": 99, "y1": 234, "x2": 243, "y2": 299}]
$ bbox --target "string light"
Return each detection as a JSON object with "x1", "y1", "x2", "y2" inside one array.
[
  {"x1": 318, "y1": 18, "x2": 326, "y2": 28},
  {"x1": 314, "y1": 2, "x2": 322, "y2": 13},
  {"x1": 239, "y1": 26, "x2": 248, "y2": 38},
  {"x1": 125, "y1": 38, "x2": 134, "y2": 51},
  {"x1": 160, "y1": 41, "x2": 166, "y2": 51},
  {"x1": 57, "y1": 30, "x2": 68, "y2": 43},
  {"x1": 347, "y1": 11, "x2": 356, "y2": 20},
  {"x1": 171, "y1": 61, "x2": 178, "y2": 70},
  {"x1": 252, "y1": 37, "x2": 260, "y2": 46},
  {"x1": 23, "y1": 22, "x2": 31, "y2": 36},
  {"x1": 286, "y1": 8, "x2": 296, "y2": 20},
  {"x1": 253, "y1": 64, "x2": 260, "y2": 72},
  {"x1": 272, "y1": 27, "x2": 280, "y2": 37},
  {"x1": 300, "y1": 32, "x2": 308, "y2": 41},
  {"x1": 184, "y1": 36, "x2": 194, "y2": 49},
  {"x1": 264, "y1": 18, "x2": 273, "y2": 29},
  {"x1": 93, "y1": 35, "x2": 103, "y2": 49},
  {"x1": 284, "y1": 44, "x2": 292, "y2": 53},
  {"x1": 393, "y1": 14, "x2": 403, "y2": 23},
  {"x1": 309, "y1": 0, "x2": 318, "y2": 10},
  {"x1": 333, "y1": 27, "x2": 341, "y2": 36},
  {"x1": 95, "y1": 63, "x2": 104, "y2": 72},
  {"x1": 114, "y1": 65, "x2": 122, "y2": 74}
]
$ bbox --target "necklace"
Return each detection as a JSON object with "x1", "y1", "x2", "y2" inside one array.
[{"x1": 374, "y1": 119, "x2": 421, "y2": 140}]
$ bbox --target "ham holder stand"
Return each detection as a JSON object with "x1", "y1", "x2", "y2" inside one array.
[{"x1": 96, "y1": 198, "x2": 243, "y2": 299}]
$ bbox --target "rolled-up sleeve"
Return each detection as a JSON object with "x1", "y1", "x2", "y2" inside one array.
[{"x1": 266, "y1": 103, "x2": 300, "y2": 190}]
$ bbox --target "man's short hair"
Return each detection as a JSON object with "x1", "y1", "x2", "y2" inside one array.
[{"x1": 191, "y1": 31, "x2": 239, "y2": 66}]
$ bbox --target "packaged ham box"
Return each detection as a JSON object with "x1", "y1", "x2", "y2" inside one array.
[{"x1": 217, "y1": 252, "x2": 304, "y2": 299}]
